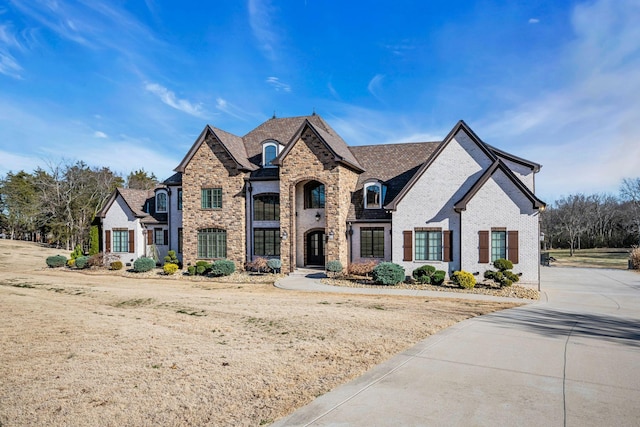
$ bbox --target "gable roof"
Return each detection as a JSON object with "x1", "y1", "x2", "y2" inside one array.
[
  {"x1": 174, "y1": 125, "x2": 256, "y2": 173},
  {"x1": 96, "y1": 188, "x2": 167, "y2": 224},
  {"x1": 486, "y1": 143, "x2": 541, "y2": 172},
  {"x1": 384, "y1": 120, "x2": 499, "y2": 210},
  {"x1": 454, "y1": 160, "x2": 546, "y2": 211},
  {"x1": 273, "y1": 119, "x2": 364, "y2": 172}
]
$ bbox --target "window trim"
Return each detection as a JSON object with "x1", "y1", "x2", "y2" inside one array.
[
  {"x1": 491, "y1": 229, "x2": 507, "y2": 262},
  {"x1": 201, "y1": 187, "x2": 222, "y2": 209},
  {"x1": 253, "y1": 193, "x2": 280, "y2": 221},
  {"x1": 197, "y1": 228, "x2": 227, "y2": 259},
  {"x1": 262, "y1": 141, "x2": 278, "y2": 168},
  {"x1": 415, "y1": 228, "x2": 443, "y2": 261},
  {"x1": 156, "y1": 191, "x2": 167, "y2": 213},
  {"x1": 304, "y1": 181, "x2": 325, "y2": 209},
  {"x1": 253, "y1": 228, "x2": 281, "y2": 256},
  {"x1": 112, "y1": 229, "x2": 129, "y2": 253},
  {"x1": 363, "y1": 182, "x2": 384, "y2": 209},
  {"x1": 360, "y1": 227, "x2": 385, "y2": 258},
  {"x1": 177, "y1": 188, "x2": 182, "y2": 210}
]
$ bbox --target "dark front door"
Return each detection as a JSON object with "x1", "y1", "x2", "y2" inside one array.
[{"x1": 306, "y1": 230, "x2": 325, "y2": 266}]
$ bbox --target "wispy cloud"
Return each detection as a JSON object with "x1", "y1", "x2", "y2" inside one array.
[
  {"x1": 528, "y1": 18, "x2": 540, "y2": 24},
  {"x1": 93, "y1": 131, "x2": 108, "y2": 138},
  {"x1": 367, "y1": 74, "x2": 385, "y2": 101},
  {"x1": 0, "y1": 24, "x2": 23, "y2": 78},
  {"x1": 382, "y1": 40, "x2": 416, "y2": 56},
  {"x1": 216, "y1": 97, "x2": 249, "y2": 121},
  {"x1": 266, "y1": 76, "x2": 291, "y2": 92},
  {"x1": 145, "y1": 83, "x2": 206, "y2": 118},
  {"x1": 248, "y1": 0, "x2": 279, "y2": 61}
]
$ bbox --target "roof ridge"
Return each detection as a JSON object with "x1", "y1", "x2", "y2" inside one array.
[{"x1": 350, "y1": 141, "x2": 441, "y2": 149}]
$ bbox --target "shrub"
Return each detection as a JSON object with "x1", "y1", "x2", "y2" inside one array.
[
  {"x1": 195, "y1": 261, "x2": 211, "y2": 275},
  {"x1": 326, "y1": 260, "x2": 343, "y2": 276},
  {"x1": 163, "y1": 263, "x2": 179, "y2": 275},
  {"x1": 164, "y1": 250, "x2": 180, "y2": 266},
  {"x1": 70, "y1": 244, "x2": 83, "y2": 260},
  {"x1": 432, "y1": 270, "x2": 446, "y2": 286},
  {"x1": 246, "y1": 257, "x2": 268, "y2": 273},
  {"x1": 75, "y1": 256, "x2": 90, "y2": 269},
  {"x1": 348, "y1": 260, "x2": 378, "y2": 277},
  {"x1": 187, "y1": 266, "x2": 196, "y2": 276},
  {"x1": 87, "y1": 253, "x2": 104, "y2": 268},
  {"x1": 452, "y1": 271, "x2": 476, "y2": 289},
  {"x1": 412, "y1": 265, "x2": 436, "y2": 284},
  {"x1": 89, "y1": 225, "x2": 100, "y2": 256},
  {"x1": 133, "y1": 257, "x2": 156, "y2": 273},
  {"x1": 67, "y1": 258, "x2": 75, "y2": 267},
  {"x1": 210, "y1": 259, "x2": 235, "y2": 277},
  {"x1": 372, "y1": 262, "x2": 405, "y2": 285},
  {"x1": 493, "y1": 258, "x2": 513, "y2": 272},
  {"x1": 46, "y1": 255, "x2": 68, "y2": 268},
  {"x1": 504, "y1": 271, "x2": 520, "y2": 283},
  {"x1": 110, "y1": 261, "x2": 123, "y2": 271},
  {"x1": 630, "y1": 246, "x2": 640, "y2": 270},
  {"x1": 266, "y1": 258, "x2": 281, "y2": 273}
]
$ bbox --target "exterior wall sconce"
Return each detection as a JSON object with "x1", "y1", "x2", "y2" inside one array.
[
  {"x1": 315, "y1": 212, "x2": 321, "y2": 221},
  {"x1": 328, "y1": 230, "x2": 334, "y2": 240},
  {"x1": 281, "y1": 231, "x2": 288, "y2": 240}
]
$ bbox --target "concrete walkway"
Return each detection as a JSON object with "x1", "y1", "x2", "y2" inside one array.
[{"x1": 273, "y1": 267, "x2": 640, "y2": 426}]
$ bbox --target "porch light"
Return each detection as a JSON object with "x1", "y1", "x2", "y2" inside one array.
[
  {"x1": 315, "y1": 212, "x2": 321, "y2": 221},
  {"x1": 328, "y1": 230, "x2": 334, "y2": 240},
  {"x1": 281, "y1": 231, "x2": 288, "y2": 240}
]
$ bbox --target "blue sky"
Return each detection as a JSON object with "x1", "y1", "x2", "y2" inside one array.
[{"x1": 1, "y1": 0, "x2": 638, "y2": 203}]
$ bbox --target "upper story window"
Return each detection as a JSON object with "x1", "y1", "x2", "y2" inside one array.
[
  {"x1": 177, "y1": 188, "x2": 183, "y2": 210},
  {"x1": 364, "y1": 182, "x2": 385, "y2": 209},
  {"x1": 201, "y1": 188, "x2": 222, "y2": 209},
  {"x1": 304, "y1": 181, "x2": 325, "y2": 209},
  {"x1": 156, "y1": 191, "x2": 167, "y2": 213},
  {"x1": 254, "y1": 193, "x2": 280, "y2": 221},
  {"x1": 262, "y1": 141, "x2": 278, "y2": 167}
]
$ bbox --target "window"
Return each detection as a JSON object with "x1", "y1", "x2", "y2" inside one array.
[
  {"x1": 197, "y1": 228, "x2": 226, "y2": 258},
  {"x1": 156, "y1": 192, "x2": 167, "y2": 213},
  {"x1": 254, "y1": 228, "x2": 281, "y2": 256},
  {"x1": 155, "y1": 228, "x2": 166, "y2": 245},
  {"x1": 201, "y1": 188, "x2": 222, "y2": 209},
  {"x1": 113, "y1": 229, "x2": 129, "y2": 253},
  {"x1": 263, "y1": 142, "x2": 278, "y2": 167},
  {"x1": 491, "y1": 230, "x2": 507, "y2": 261},
  {"x1": 254, "y1": 194, "x2": 280, "y2": 221},
  {"x1": 178, "y1": 228, "x2": 183, "y2": 254},
  {"x1": 304, "y1": 181, "x2": 325, "y2": 209},
  {"x1": 360, "y1": 227, "x2": 384, "y2": 258},
  {"x1": 415, "y1": 230, "x2": 442, "y2": 261},
  {"x1": 177, "y1": 188, "x2": 182, "y2": 210},
  {"x1": 364, "y1": 183, "x2": 385, "y2": 209}
]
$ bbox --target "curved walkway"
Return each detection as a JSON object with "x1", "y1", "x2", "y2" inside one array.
[{"x1": 273, "y1": 267, "x2": 640, "y2": 426}]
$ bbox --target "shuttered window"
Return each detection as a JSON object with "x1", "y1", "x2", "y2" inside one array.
[
  {"x1": 403, "y1": 231, "x2": 412, "y2": 261},
  {"x1": 113, "y1": 229, "x2": 129, "y2": 253},
  {"x1": 479, "y1": 229, "x2": 519, "y2": 264},
  {"x1": 415, "y1": 230, "x2": 442, "y2": 261}
]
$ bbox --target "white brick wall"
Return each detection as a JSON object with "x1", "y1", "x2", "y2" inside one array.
[{"x1": 102, "y1": 195, "x2": 145, "y2": 264}]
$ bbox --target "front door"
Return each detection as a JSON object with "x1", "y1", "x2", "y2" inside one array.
[{"x1": 306, "y1": 230, "x2": 325, "y2": 266}]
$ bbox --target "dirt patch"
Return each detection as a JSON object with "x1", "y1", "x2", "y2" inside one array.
[{"x1": 0, "y1": 240, "x2": 520, "y2": 426}]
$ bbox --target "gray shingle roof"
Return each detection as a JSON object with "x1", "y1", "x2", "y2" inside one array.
[{"x1": 98, "y1": 188, "x2": 166, "y2": 225}]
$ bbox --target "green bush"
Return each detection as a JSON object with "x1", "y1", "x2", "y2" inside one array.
[
  {"x1": 89, "y1": 226, "x2": 100, "y2": 256},
  {"x1": 372, "y1": 262, "x2": 405, "y2": 285},
  {"x1": 67, "y1": 258, "x2": 75, "y2": 267},
  {"x1": 46, "y1": 255, "x2": 68, "y2": 268},
  {"x1": 452, "y1": 271, "x2": 476, "y2": 289},
  {"x1": 432, "y1": 270, "x2": 446, "y2": 286},
  {"x1": 164, "y1": 250, "x2": 179, "y2": 265},
  {"x1": 493, "y1": 258, "x2": 513, "y2": 272},
  {"x1": 75, "y1": 255, "x2": 90, "y2": 269},
  {"x1": 163, "y1": 263, "x2": 179, "y2": 275},
  {"x1": 70, "y1": 244, "x2": 83, "y2": 260},
  {"x1": 110, "y1": 261, "x2": 123, "y2": 270},
  {"x1": 133, "y1": 257, "x2": 156, "y2": 273},
  {"x1": 210, "y1": 259, "x2": 235, "y2": 277},
  {"x1": 412, "y1": 265, "x2": 436, "y2": 281},
  {"x1": 187, "y1": 266, "x2": 196, "y2": 276},
  {"x1": 326, "y1": 260, "x2": 343, "y2": 274},
  {"x1": 267, "y1": 258, "x2": 281, "y2": 272}
]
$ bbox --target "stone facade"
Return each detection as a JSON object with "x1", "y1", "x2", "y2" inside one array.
[{"x1": 181, "y1": 133, "x2": 246, "y2": 267}]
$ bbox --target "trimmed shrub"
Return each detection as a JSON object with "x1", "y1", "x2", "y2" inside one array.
[
  {"x1": 47, "y1": 255, "x2": 68, "y2": 268},
  {"x1": 348, "y1": 260, "x2": 378, "y2": 277},
  {"x1": 372, "y1": 262, "x2": 405, "y2": 285},
  {"x1": 210, "y1": 259, "x2": 235, "y2": 277},
  {"x1": 164, "y1": 250, "x2": 180, "y2": 266},
  {"x1": 133, "y1": 257, "x2": 156, "y2": 273},
  {"x1": 266, "y1": 258, "x2": 281, "y2": 273},
  {"x1": 187, "y1": 266, "x2": 196, "y2": 276},
  {"x1": 75, "y1": 256, "x2": 90, "y2": 269},
  {"x1": 432, "y1": 270, "x2": 446, "y2": 286},
  {"x1": 195, "y1": 261, "x2": 211, "y2": 275},
  {"x1": 412, "y1": 265, "x2": 436, "y2": 284},
  {"x1": 493, "y1": 258, "x2": 513, "y2": 272},
  {"x1": 326, "y1": 260, "x2": 343, "y2": 275},
  {"x1": 110, "y1": 261, "x2": 123, "y2": 270},
  {"x1": 70, "y1": 244, "x2": 83, "y2": 260},
  {"x1": 163, "y1": 263, "x2": 179, "y2": 275},
  {"x1": 246, "y1": 257, "x2": 268, "y2": 273},
  {"x1": 452, "y1": 270, "x2": 476, "y2": 289},
  {"x1": 89, "y1": 225, "x2": 100, "y2": 256},
  {"x1": 67, "y1": 258, "x2": 75, "y2": 268}
]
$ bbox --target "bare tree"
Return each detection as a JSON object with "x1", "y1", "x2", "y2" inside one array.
[
  {"x1": 620, "y1": 178, "x2": 640, "y2": 245},
  {"x1": 555, "y1": 194, "x2": 591, "y2": 256}
]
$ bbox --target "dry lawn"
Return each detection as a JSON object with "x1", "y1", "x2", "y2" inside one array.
[{"x1": 0, "y1": 240, "x2": 520, "y2": 426}]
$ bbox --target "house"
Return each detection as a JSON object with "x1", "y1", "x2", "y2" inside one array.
[{"x1": 99, "y1": 114, "x2": 544, "y2": 283}]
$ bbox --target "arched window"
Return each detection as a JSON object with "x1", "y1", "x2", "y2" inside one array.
[
  {"x1": 304, "y1": 181, "x2": 325, "y2": 209},
  {"x1": 156, "y1": 191, "x2": 167, "y2": 212},
  {"x1": 262, "y1": 142, "x2": 278, "y2": 167},
  {"x1": 364, "y1": 182, "x2": 385, "y2": 209}
]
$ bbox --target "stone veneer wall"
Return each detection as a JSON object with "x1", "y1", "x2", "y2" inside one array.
[
  {"x1": 279, "y1": 129, "x2": 359, "y2": 272},
  {"x1": 181, "y1": 133, "x2": 247, "y2": 267}
]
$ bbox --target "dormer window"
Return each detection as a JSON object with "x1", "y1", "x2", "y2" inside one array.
[
  {"x1": 262, "y1": 141, "x2": 278, "y2": 167},
  {"x1": 364, "y1": 182, "x2": 385, "y2": 209},
  {"x1": 156, "y1": 191, "x2": 167, "y2": 213}
]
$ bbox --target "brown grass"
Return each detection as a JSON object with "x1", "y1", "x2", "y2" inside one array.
[
  {"x1": 548, "y1": 248, "x2": 631, "y2": 269},
  {"x1": 0, "y1": 240, "x2": 519, "y2": 426}
]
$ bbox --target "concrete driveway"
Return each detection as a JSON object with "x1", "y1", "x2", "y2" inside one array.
[{"x1": 273, "y1": 267, "x2": 640, "y2": 426}]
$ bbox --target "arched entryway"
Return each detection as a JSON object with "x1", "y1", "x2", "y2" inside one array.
[{"x1": 306, "y1": 230, "x2": 325, "y2": 266}]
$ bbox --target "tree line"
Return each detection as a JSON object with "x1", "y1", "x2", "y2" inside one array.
[
  {"x1": 0, "y1": 161, "x2": 160, "y2": 250},
  {"x1": 541, "y1": 178, "x2": 640, "y2": 255}
]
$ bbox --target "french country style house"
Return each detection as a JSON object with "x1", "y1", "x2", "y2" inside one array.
[{"x1": 98, "y1": 114, "x2": 545, "y2": 284}]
